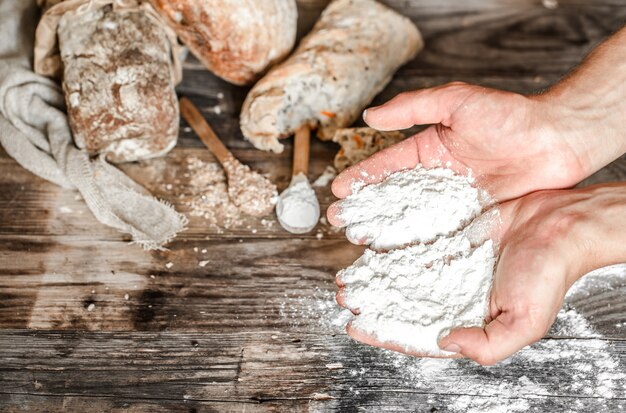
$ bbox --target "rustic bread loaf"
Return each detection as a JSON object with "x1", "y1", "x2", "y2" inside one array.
[
  {"x1": 57, "y1": 4, "x2": 179, "y2": 163},
  {"x1": 240, "y1": 0, "x2": 423, "y2": 153},
  {"x1": 332, "y1": 128, "x2": 405, "y2": 172},
  {"x1": 150, "y1": 0, "x2": 297, "y2": 86}
]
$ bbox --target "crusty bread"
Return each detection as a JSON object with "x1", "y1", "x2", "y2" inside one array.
[
  {"x1": 240, "y1": 0, "x2": 423, "y2": 153},
  {"x1": 332, "y1": 128, "x2": 405, "y2": 172},
  {"x1": 57, "y1": 4, "x2": 179, "y2": 163},
  {"x1": 150, "y1": 0, "x2": 297, "y2": 86}
]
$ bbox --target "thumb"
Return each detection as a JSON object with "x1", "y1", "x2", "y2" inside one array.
[
  {"x1": 438, "y1": 310, "x2": 548, "y2": 366},
  {"x1": 363, "y1": 82, "x2": 477, "y2": 131}
]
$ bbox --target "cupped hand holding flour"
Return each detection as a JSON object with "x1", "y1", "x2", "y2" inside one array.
[
  {"x1": 329, "y1": 82, "x2": 592, "y2": 204},
  {"x1": 332, "y1": 164, "x2": 499, "y2": 357},
  {"x1": 338, "y1": 183, "x2": 626, "y2": 364}
]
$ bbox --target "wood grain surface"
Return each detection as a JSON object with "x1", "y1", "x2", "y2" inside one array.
[{"x1": 2, "y1": 0, "x2": 626, "y2": 412}]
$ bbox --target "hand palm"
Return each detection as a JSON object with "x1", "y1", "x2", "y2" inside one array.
[{"x1": 332, "y1": 83, "x2": 583, "y2": 202}]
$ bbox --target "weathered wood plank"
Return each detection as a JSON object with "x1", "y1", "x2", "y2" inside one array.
[
  {"x1": 2, "y1": 234, "x2": 626, "y2": 340},
  {"x1": 1, "y1": 330, "x2": 625, "y2": 412},
  {"x1": 0, "y1": 236, "x2": 362, "y2": 331}
]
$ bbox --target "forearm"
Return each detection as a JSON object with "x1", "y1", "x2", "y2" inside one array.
[{"x1": 539, "y1": 26, "x2": 626, "y2": 180}]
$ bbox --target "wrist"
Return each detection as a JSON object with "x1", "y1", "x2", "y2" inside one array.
[
  {"x1": 533, "y1": 27, "x2": 626, "y2": 182},
  {"x1": 532, "y1": 86, "x2": 626, "y2": 184},
  {"x1": 568, "y1": 183, "x2": 626, "y2": 284}
]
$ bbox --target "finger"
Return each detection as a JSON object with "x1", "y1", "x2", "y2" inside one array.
[
  {"x1": 363, "y1": 82, "x2": 475, "y2": 131},
  {"x1": 347, "y1": 322, "x2": 462, "y2": 359},
  {"x1": 331, "y1": 125, "x2": 470, "y2": 199},
  {"x1": 331, "y1": 136, "x2": 420, "y2": 199},
  {"x1": 326, "y1": 201, "x2": 345, "y2": 227},
  {"x1": 438, "y1": 310, "x2": 546, "y2": 366},
  {"x1": 336, "y1": 289, "x2": 359, "y2": 315},
  {"x1": 344, "y1": 230, "x2": 369, "y2": 246}
]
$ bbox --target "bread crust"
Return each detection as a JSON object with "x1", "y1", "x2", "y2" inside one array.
[
  {"x1": 58, "y1": 5, "x2": 179, "y2": 163},
  {"x1": 150, "y1": 0, "x2": 297, "y2": 85},
  {"x1": 332, "y1": 128, "x2": 405, "y2": 172},
  {"x1": 240, "y1": 0, "x2": 423, "y2": 153}
]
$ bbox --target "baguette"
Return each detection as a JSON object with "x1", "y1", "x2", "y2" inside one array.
[{"x1": 240, "y1": 0, "x2": 423, "y2": 153}]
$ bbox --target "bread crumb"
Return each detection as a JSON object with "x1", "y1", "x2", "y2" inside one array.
[
  {"x1": 199, "y1": 260, "x2": 210, "y2": 267},
  {"x1": 124, "y1": 294, "x2": 129, "y2": 300},
  {"x1": 165, "y1": 262, "x2": 173, "y2": 269},
  {"x1": 86, "y1": 303, "x2": 95, "y2": 312},
  {"x1": 313, "y1": 166, "x2": 337, "y2": 187}
]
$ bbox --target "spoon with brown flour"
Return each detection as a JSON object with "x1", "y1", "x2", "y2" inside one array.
[{"x1": 180, "y1": 97, "x2": 277, "y2": 217}]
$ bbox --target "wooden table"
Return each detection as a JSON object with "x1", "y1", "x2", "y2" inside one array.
[{"x1": 2, "y1": 1, "x2": 626, "y2": 411}]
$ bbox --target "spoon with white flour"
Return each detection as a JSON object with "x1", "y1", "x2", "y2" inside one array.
[
  {"x1": 180, "y1": 97, "x2": 277, "y2": 217},
  {"x1": 276, "y1": 125, "x2": 320, "y2": 234}
]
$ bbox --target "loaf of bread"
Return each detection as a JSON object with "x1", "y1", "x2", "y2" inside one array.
[
  {"x1": 150, "y1": 0, "x2": 297, "y2": 85},
  {"x1": 57, "y1": 4, "x2": 179, "y2": 163},
  {"x1": 332, "y1": 128, "x2": 405, "y2": 172},
  {"x1": 240, "y1": 0, "x2": 423, "y2": 153}
]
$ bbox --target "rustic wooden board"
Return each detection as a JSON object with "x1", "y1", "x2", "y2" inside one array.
[
  {"x1": 2, "y1": 0, "x2": 626, "y2": 411},
  {"x1": 1, "y1": 331, "x2": 626, "y2": 412}
]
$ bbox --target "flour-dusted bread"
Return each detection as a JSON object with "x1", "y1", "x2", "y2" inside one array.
[
  {"x1": 57, "y1": 4, "x2": 179, "y2": 163},
  {"x1": 332, "y1": 128, "x2": 405, "y2": 172},
  {"x1": 150, "y1": 0, "x2": 297, "y2": 86},
  {"x1": 240, "y1": 0, "x2": 423, "y2": 153}
]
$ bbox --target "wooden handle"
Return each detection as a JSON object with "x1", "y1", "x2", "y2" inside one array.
[
  {"x1": 179, "y1": 97, "x2": 232, "y2": 164},
  {"x1": 292, "y1": 125, "x2": 310, "y2": 176}
]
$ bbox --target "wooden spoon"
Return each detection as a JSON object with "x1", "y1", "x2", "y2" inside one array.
[
  {"x1": 276, "y1": 125, "x2": 320, "y2": 234},
  {"x1": 179, "y1": 97, "x2": 277, "y2": 217}
]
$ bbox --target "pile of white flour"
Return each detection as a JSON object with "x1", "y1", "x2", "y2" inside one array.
[
  {"x1": 337, "y1": 166, "x2": 496, "y2": 355},
  {"x1": 338, "y1": 166, "x2": 485, "y2": 250}
]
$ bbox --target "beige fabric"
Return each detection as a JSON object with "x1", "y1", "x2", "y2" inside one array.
[
  {"x1": 34, "y1": 0, "x2": 183, "y2": 84},
  {"x1": 0, "y1": 0, "x2": 187, "y2": 249}
]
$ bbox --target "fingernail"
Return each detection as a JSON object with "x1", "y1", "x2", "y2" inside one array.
[
  {"x1": 362, "y1": 109, "x2": 368, "y2": 121},
  {"x1": 443, "y1": 343, "x2": 461, "y2": 353}
]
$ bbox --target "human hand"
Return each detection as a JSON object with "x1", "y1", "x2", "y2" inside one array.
[
  {"x1": 337, "y1": 182, "x2": 626, "y2": 365},
  {"x1": 331, "y1": 82, "x2": 589, "y2": 203}
]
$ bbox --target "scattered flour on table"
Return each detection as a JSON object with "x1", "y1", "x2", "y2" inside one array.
[
  {"x1": 338, "y1": 166, "x2": 485, "y2": 250},
  {"x1": 276, "y1": 173, "x2": 320, "y2": 232},
  {"x1": 337, "y1": 165, "x2": 496, "y2": 355},
  {"x1": 277, "y1": 269, "x2": 626, "y2": 412}
]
